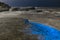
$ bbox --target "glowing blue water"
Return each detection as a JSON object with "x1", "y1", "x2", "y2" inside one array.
[{"x1": 29, "y1": 22, "x2": 60, "y2": 40}]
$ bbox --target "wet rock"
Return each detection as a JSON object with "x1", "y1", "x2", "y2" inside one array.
[
  {"x1": 0, "y1": 2, "x2": 11, "y2": 12},
  {"x1": 19, "y1": 7, "x2": 35, "y2": 11},
  {"x1": 36, "y1": 9, "x2": 43, "y2": 12},
  {"x1": 0, "y1": 13, "x2": 30, "y2": 40},
  {"x1": 9, "y1": 7, "x2": 20, "y2": 11}
]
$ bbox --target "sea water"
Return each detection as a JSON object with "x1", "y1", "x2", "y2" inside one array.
[{"x1": 29, "y1": 22, "x2": 60, "y2": 40}]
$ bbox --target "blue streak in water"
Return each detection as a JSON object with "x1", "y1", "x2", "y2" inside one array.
[{"x1": 29, "y1": 22, "x2": 60, "y2": 40}]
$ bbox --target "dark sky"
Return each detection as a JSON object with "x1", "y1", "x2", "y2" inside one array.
[{"x1": 0, "y1": 0, "x2": 60, "y2": 7}]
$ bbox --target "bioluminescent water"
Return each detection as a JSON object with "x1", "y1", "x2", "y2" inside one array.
[{"x1": 29, "y1": 22, "x2": 60, "y2": 40}]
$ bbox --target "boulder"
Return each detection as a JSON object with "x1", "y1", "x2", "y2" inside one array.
[{"x1": 0, "y1": 2, "x2": 11, "y2": 12}]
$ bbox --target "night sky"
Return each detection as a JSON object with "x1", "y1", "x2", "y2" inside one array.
[{"x1": 0, "y1": 0, "x2": 60, "y2": 7}]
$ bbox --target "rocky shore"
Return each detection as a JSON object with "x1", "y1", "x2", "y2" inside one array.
[{"x1": 0, "y1": 2, "x2": 60, "y2": 40}]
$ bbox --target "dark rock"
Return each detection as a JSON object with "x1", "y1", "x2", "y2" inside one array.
[
  {"x1": 36, "y1": 10, "x2": 43, "y2": 12},
  {"x1": 0, "y1": 2, "x2": 11, "y2": 12},
  {"x1": 10, "y1": 7, "x2": 20, "y2": 11},
  {"x1": 20, "y1": 9, "x2": 29, "y2": 11},
  {"x1": 19, "y1": 7, "x2": 35, "y2": 11},
  {"x1": 9, "y1": 7, "x2": 35, "y2": 11}
]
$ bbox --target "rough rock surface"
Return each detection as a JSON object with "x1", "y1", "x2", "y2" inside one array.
[
  {"x1": 0, "y1": 13, "x2": 36, "y2": 40},
  {"x1": 0, "y1": 2, "x2": 11, "y2": 12},
  {"x1": 0, "y1": 7, "x2": 60, "y2": 40}
]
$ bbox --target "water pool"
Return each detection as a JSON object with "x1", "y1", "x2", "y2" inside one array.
[{"x1": 29, "y1": 22, "x2": 60, "y2": 40}]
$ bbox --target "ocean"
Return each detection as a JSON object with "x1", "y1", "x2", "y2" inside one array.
[{"x1": 0, "y1": 0, "x2": 60, "y2": 7}]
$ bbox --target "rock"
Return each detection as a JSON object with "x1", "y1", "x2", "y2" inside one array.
[
  {"x1": 36, "y1": 9, "x2": 43, "y2": 12},
  {"x1": 9, "y1": 7, "x2": 20, "y2": 11},
  {"x1": 0, "y1": 2, "x2": 11, "y2": 12},
  {"x1": 9, "y1": 7, "x2": 35, "y2": 11},
  {"x1": 19, "y1": 7, "x2": 35, "y2": 11},
  {"x1": 0, "y1": 13, "x2": 30, "y2": 40}
]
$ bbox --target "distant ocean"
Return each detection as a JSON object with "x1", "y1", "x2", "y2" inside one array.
[{"x1": 0, "y1": 0, "x2": 60, "y2": 7}]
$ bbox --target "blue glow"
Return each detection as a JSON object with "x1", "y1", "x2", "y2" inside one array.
[{"x1": 29, "y1": 22, "x2": 60, "y2": 40}]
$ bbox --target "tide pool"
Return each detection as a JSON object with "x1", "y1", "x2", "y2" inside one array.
[{"x1": 29, "y1": 22, "x2": 60, "y2": 40}]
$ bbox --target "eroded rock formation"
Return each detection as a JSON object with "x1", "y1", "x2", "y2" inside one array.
[
  {"x1": 0, "y1": 13, "x2": 38, "y2": 40},
  {"x1": 0, "y1": 2, "x2": 11, "y2": 12}
]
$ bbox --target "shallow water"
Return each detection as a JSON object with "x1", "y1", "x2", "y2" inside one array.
[{"x1": 29, "y1": 22, "x2": 60, "y2": 40}]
